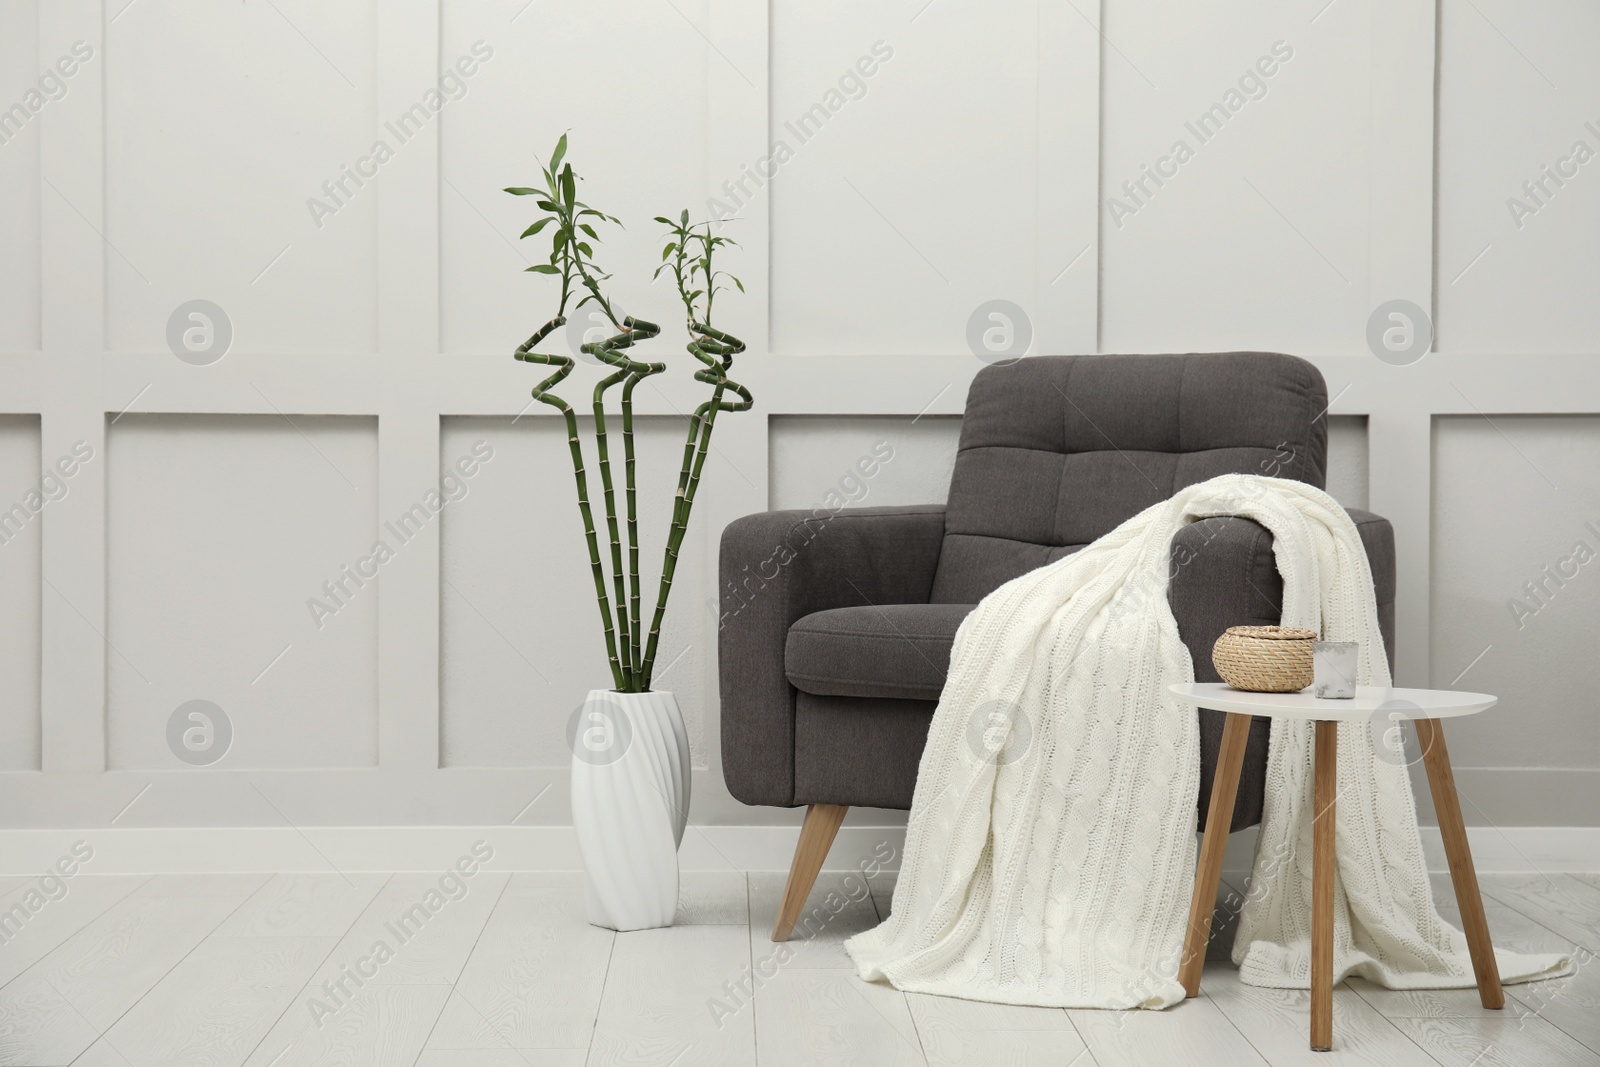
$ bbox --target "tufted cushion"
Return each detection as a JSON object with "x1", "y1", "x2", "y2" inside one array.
[{"x1": 929, "y1": 352, "x2": 1329, "y2": 604}]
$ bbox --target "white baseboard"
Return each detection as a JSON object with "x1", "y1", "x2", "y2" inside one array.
[{"x1": 0, "y1": 824, "x2": 1594, "y2": 877}]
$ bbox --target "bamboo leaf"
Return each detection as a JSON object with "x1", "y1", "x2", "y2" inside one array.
[
  {"x1": 504, "y1": 187, "x2": 541, "y2": 196},
  {"x1": 526, "y1": 264, "x2": 560, "y2": 274},
  {"x1": 550, "y1": 132, "x2": 568, "y2": 174},
  {"x1": 521, "y1": 218, "x2": 553, "y2": 238},
  {"x1": 579, "y1": 223, "x2": 597, "y2": 239}
]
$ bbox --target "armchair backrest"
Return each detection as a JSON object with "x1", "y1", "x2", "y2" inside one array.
[{"x1": 929, "y1": 352, "x2": 1329, "y2": 604}]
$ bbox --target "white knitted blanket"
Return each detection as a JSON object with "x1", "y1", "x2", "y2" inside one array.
[{"x1": 845, "y1": 474, "x2": 1569, "y2": 1008}]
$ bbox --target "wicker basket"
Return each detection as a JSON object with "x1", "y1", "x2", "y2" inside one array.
[{"x1": 1212, "y1": 625, "x2": 1317, "y2": 692}]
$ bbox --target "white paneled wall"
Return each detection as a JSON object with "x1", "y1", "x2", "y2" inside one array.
[
  {"x1": 0, "y1": 0, "x2": 1594, "y2": 832},
  {"x1": 1326, "y1": 416, "x2": 1369, "y2": 511},
  {"x1": 1431, "y1": 415, "x2": 1600, "y2": 821},
  {"x1": 1100, "y1": 2, "x2": 1376, "y2": 354},
  {"x1": 104, "y1": 0, "x2": 380, "y2": 353},
  {"x1": 1435, "y1": 0, "x2": 1600, "y2": 353},
  {"x1": 105, "y1": 415, "x2": 380, "y2": 770},
  {"x1": 769, "y1": 2, "x2": 1040, "y2": 355},
  {"x1": 439, "y1": 0, "x2": 711, "y2": 354},
  {"x1": 0, "y1": 2, "x2": 40, "y2": 352},
  {"x1": 768, "y1": 416, "x2": 962, "y2": 511},
  {"x1": 0, "y1": 416, "x2": 42, "y2": 771},
  {"x1": 439, "y1": 416, "x2": 708, "y2": 769}
]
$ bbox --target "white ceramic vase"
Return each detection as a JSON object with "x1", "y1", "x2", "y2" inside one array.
[{"x1": 569, "y1": 688, "x2": 690, "y2": 931}]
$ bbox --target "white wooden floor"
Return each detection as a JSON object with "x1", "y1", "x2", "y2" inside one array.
[{"x1": 0, "y1": 867, "x2": 1596, "y2": 1066}]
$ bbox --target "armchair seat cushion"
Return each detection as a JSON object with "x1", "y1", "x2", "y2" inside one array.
[{"x1": 785, "y1": 603, "x2": 976, "y2": 701}]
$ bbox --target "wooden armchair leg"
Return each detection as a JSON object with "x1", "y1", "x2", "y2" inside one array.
[{"x1": 772, "y1": 803, "x2": 849, "y2": 941}]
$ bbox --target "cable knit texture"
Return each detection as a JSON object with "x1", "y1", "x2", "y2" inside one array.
[{"x1": 845, "y1": 474, "x2": 1569, "y2": 1008}]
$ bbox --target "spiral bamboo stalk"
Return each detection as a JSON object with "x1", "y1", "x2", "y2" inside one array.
[
  {"x1": 583, "y1": 317, "x2": 663, "y2": 691},
  {"x1": 641, "y1": 322, "x2": 748, "y2": 686},
  {"x1": 620, "y1": 370, "x2": 657, "y2": 677},
  {"x1": 513, "y1": 315, "x2": 625, "y2": 691}
]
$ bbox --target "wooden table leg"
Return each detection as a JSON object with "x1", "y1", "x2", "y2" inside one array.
[
  {"x1": 1414, "y1": 717, "x2": 1505, "y2": 1009},
  {"x1": 1312, "y1": 720, "x2": 1337, "y2": 1051},
  {"x1": 1180, "y1": 712, "x2": 1252, "y2": 997}
]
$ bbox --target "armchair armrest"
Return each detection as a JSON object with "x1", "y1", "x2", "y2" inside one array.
[
  {"x1": 718, "y1": 504, "x2": 946, "y2": 807},
  {"x1": 1169, "y1": 507, "x2": 1397, "y2": 831}
]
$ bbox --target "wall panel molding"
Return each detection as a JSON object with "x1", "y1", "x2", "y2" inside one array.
[{"x1": 0, "y1": 0, "x2": 1592, "y2": 828}]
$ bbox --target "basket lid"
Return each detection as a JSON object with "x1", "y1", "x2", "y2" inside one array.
[{"x1": 1222, "y1": 625, "x2": 1317, "y2": 641}]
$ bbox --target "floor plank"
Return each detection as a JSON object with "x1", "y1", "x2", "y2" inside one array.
[
  {"x1": 414, "y1": 1051, "x2": 586, "y2": 1066},
  {"x1": 12, "y1": 865, "x2": 1599, "y2": 1067},
  {"x1": 240, "y1": 982, "x2": 451, "y2": 1067},
  {"x1": 1502, "y1": 947, "x2": 1600, "y2": 1057},
  {"x1": 1479, "y1": 874, "x2": 1600, "y2": 953},
  {"x1": 127, "y1": 874, "x2": 272, "y2": 901},
  {"x1": 747, "y1": 870, "x2": 881, "y2": 970},
  {"x1": 588, "y1": 924, "x2": 756, "y2": 1066},
  {"x1": 868, "y1": 873, "x2": 898, "y2": 922},
  {"x1": 424, "y1": 885, "x2": 612, "y2": 1051},
  {"x1": 87, "y1": 935, "x2": 336, "y2": 1067},
  {"x1": 507, "y1": 872, "x2": 584, "y2": 890},
  {"x1": 675, "y1": 871, "x2": 749, "y2": 926},
  {"x1": 0, "y1": 879, "x2": 40, "y2": 900},
  {"x1": 0, "y1": 972, "x2": 101, "y2": 1066},
  {"x1": 1070, "y1": 997, "x2": 1270, "y2": 1067},
  {"x1": 57, "y1": 1036, "x2": 136, "y2": 1067},
  {"x1": 213, "y1": 873, "x2": 388, "y2": 938},
  {"x1": 908, "y1": 990, "x2": 1084, "y2": 1067},
  {"x1": 755, "y1": 970, "x2": 925, "y2": 1067},
  {"x1": 9, "y1": 889, "x2": 247, "y2": 1050},
  {"x1": 916, "y1": 1029, "x2": 1087, "y2": 1067},
  {"x1": 1389, "y1": 1012, "x2": 1600, "y2": 1067},
  {"x1": 1202, "y1": 961, "x2": 1438, "y2": 1066},
  {"x1": 906, "y1": 991, "x2": 1076, "y2": 1032},
  {"x1": 302, "y1": 872, "x2": 507, "y2": 989},
  {"x1": 0, "y1": 876, "x2": 148, "y2": 987}
]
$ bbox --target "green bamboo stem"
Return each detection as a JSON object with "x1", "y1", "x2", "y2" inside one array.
[
  {"x1": 589, "y1": 362, "x2": 632, "y2": 687},
  {"x1": 616, "y1": 336, "x2": 667, "y2": 681},
  {"x1": 584, "y1": 317, "x2": 663, "y2": 692},
  {"x1": 513, "y1": 315, "x2": 625, "y2": 691},
  {"x1": 641, "y1": 322, "x2": 748, "y2": 687},
  {"x1": 619, "y1": 371, "x2": 656, "y2": 678}
]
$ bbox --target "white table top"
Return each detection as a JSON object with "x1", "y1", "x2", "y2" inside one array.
[{"x1": 1169, "y1": 682, "x2": 1496, "y2": 722}]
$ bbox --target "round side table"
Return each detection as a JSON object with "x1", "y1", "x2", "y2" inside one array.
[{"x1": 1168, "y1": 682, "x2": 1503, "y2": 1052}]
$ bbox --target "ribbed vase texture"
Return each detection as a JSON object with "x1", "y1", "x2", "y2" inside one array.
[{"x1": 570, "y1": 689, "x2": 690, "y2": 931}]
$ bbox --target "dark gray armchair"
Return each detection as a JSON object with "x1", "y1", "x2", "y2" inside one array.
[{"x1": 719, "y1": 353, "x2": 1396, "y2": 939}]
